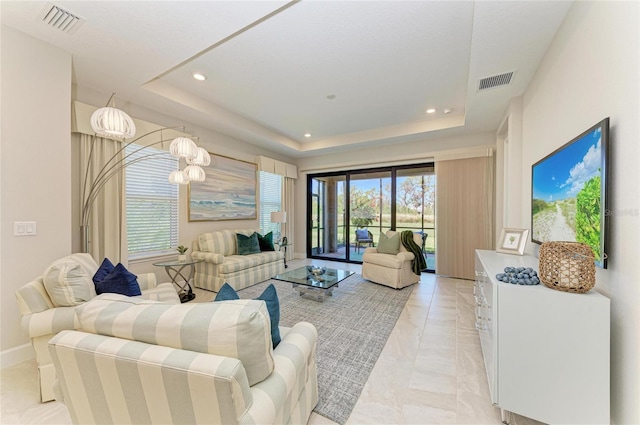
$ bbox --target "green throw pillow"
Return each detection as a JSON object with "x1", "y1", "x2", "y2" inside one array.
[
  {"x1": 237, "y1": 233, "x2": 261, "y2": 255},
  {"x1": 214, "y1": 283, "x2": 281, "y2": 347},
  {"x1": 257, "y1": 231, "x2": 275, "y2": 251},
  {"x1": 377, "y1": 232, "x2": 400, "y2": 255}
]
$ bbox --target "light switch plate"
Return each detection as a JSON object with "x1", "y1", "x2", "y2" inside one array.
[{"x1": 14, "y1": 221, "x2": 36, "y2": 236}]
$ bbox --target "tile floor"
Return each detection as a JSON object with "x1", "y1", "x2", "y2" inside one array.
[{"x1": 0, "y1": 258, "x2": 543, "y2": 424}]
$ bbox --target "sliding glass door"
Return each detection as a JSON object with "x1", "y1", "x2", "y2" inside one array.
[
  {"x1": 349, "y1": 171, "x2": 391, "y2": 261},
  {"x1": 395, "y1": 167, "x2": 436, "y2": 271},
  {"x1": 310, "y1": 175, "x2": 346, "y2": 259},
  {"x1": 307, "y1": 163, "x2": 435, "y2": 271}
]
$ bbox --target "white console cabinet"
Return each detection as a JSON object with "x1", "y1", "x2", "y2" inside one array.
[{"x1": 475, "y1": 250, "x2": 610, "y2": 424}]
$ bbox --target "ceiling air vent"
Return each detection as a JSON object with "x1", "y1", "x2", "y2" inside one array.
[
  {"x1": 40, "y1": 3, "x2": 85, "y2": 35},
  {"x1": 478, "y1": 71, "x2": 515, "y2": 92}
]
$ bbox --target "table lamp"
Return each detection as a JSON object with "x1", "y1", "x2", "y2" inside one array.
[{"x1": 270, "y1": 211, "x2": 287, "y2": 243}]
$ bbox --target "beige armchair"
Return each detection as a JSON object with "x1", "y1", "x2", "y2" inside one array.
[{"x1": 362, "y1": 230, "x2": 423, "y2": 289}]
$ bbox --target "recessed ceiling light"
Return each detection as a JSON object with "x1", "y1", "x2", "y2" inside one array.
[
  {"x1": 443, "y1": 108, "x2": 453, "y2": 114},
  {"x1": 192, "y1": 72, "x2": 207, "y2": 81},
  {"x1": 426, "y1": 108, "x2": 436, "y2": 114},
  {"x1": 304, "y1": 133, "x2": 311, "y2": 138}
]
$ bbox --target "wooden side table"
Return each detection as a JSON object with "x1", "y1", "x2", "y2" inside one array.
[{"x1": 153, "y1": 258, "x2": 203, "y2": 303}]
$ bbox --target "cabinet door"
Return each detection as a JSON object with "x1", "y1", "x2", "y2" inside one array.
[
  {"x1": 497, "y1": 283, "x2": 610, "y2": 424},
  {"x1": 475, "y1": 258, "x2": 497, "y2": 404}
]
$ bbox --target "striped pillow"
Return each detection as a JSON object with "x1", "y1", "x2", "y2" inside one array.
[
  {"x1": 43, "y1": 257, "x2": 97, "y2": 307},
  {"x1": 75, "y1": 295, "x2": 274, "y2": 386}
]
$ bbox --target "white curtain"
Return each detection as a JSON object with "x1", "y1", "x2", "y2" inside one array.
[
  {"x1": 283, "y1": 177, "x2": 295, "y2": 261},
  {"x1": 78, "y1": 133, "x2": 126, "y2": 263},
  {"x1": 257, "y1": 155, "x2": 297, "y2": 261},
  {"x1": 435, "y1": 153, "x2": 495, "y2": 280}
]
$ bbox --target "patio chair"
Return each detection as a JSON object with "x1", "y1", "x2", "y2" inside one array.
[{"x1": 355, "y1": 229, "x2": 375, "y2": 253}]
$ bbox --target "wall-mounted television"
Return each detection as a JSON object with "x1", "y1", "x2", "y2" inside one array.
[{"x1": 531, "y1": 118, "x2": 609, "y2": 268}]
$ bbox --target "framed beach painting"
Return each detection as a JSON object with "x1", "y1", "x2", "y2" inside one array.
[{"x1": 188, "y1": 153, "x2": 257, "y2": 221}]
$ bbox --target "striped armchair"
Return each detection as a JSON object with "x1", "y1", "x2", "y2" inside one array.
[
  {"x1": 49, "y1": 295, "x2": 318, "y2": 425},
  {"x1": 191, "y1": 229, "x2": 285, "y2": 292},
  {"x1": 15, "y1": 253, "x2": 180, "y2": 402}
]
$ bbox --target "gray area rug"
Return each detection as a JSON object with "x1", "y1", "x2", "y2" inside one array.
[{"x1": 238, "y1": 273, "x2": 414, "y2": 425}]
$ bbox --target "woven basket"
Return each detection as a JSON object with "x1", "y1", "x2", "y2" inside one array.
[{"x1": 538, "y1": 242, "x2": 596, "y2": 293}]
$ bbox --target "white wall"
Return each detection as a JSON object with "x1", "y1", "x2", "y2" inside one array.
[
  {"x1": 0, "y1": 30, "x2": 296, "y2": 358},
  {"x1": 496, "y1": 97, "x2": 524, "y2": 234},
  {"x1": 293, "y1": 132, "x2": 495, "y2": 258},
  {"x1": 518, "y1": 2, "x2": 639, "y2": 423},
  {"x1": 0, "y1": 27, "x2": 72, "y2": 355}
]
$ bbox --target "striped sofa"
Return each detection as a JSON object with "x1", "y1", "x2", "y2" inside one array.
[
  {"x1": 49, "y1": 295, "x2": 318, "y2": 425},
  {"x1": 15, "y1": 253, "x2": 179, "y2": 402},
  {"x1": 191, "y1": 229, "x2": 285, "y2": 292}
]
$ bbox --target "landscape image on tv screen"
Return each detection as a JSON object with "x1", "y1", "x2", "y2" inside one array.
[{"x1": 531, "y1": 119, "x2": 608, "y2": 268}]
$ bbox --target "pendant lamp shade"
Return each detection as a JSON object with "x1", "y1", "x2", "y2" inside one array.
[
  {"x1": 90, "y1": 106, "x2": 136, "y2": 139},
  {"x1": 184, "y1": 165, "x2": 206, "y2": 182},
  {"x1": 186, "y1": 147, "x2": 211, "y2": 166},
  {"x1": 170, "y1": 137, "x2": 198, "y2": 159},
  {"x1": 168, "y1": 170, "x2": 190, "y2": 185}
]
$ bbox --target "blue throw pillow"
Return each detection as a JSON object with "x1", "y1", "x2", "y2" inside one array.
[
  {"x1": 356, "y1": 229, "x2": 369, "y2": 240},
  {"x1": 237, "y1": 233, "x2": 261, "y2": 255},
  {"x1": 94, "y1": 263, "x2": 142, "y2": 296},
  {"x1": 214, "y1": 283, "x2": 281, "y2": 348},
  {"x1": 215, "y1": 282, "x2": 239, "y2": 301},
  {"x1": 257, "y1": 231, "x2": 275, "y2": 251},
  {"x1": 93, "y1": 258, "x2": 115, "y2": 284}
]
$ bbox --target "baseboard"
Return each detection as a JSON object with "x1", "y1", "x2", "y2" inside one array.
[{"x1": 1, "y1": 343, "x2": 35, "y2": 369}]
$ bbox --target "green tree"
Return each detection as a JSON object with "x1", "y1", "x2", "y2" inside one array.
[
  {"x1": 532, "y1": 199, "x2": 549, "y2": 216},
  {"x1": 350, "y1": 186, "x2": 378, "y2": 228},
  {"x1": 575, "y1": 175, "x2": 601, "y2": 260},
  {"x1": 396, "y1": 175, "x2": 435, "y2": 216}
]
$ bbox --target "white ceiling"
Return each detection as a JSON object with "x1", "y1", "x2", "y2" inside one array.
[{"x1": 1, "y1": 1, "x2": 573, "y2": 157}]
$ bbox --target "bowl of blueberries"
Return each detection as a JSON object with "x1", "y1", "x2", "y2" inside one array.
[{"x1": 495, "y1": 267, "x2": 540, "y2": 285}]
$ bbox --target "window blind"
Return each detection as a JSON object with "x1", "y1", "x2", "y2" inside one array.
[
  {"x1": 125, "y1": 144, "x2": 179, "y2": 257},
  {"x1": 259, "y1": 171, "x2": 283, "y2": 235}
]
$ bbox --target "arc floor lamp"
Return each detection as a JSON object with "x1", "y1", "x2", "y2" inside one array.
[{"x1": 80, "y1": 93, "x2": 210, "y2": 252}]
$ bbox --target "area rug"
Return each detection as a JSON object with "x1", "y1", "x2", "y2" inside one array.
[{"x1": 238, "y1": 273, "x2": 413, "y2": 425}]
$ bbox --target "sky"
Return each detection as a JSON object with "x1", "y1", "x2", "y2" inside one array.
[{"x1": 532, "y1": 126, "x2": 603, "y2": 202}]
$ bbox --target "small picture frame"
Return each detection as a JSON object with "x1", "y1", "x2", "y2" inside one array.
[{"x1": 496, "y1": 228, "x2": 529, "y2": 255}]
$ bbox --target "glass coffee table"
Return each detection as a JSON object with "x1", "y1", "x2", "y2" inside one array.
[{"x1": 274, "y1": 266, "x2": 354, "y2": 301}]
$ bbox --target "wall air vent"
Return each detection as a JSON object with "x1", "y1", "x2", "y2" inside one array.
[
  {"x1": 478, "y1": 71, "x2": 515, "y2": 92},
  {"x1": 40, "y1": 3, "x2": 85, "y2": 35}
]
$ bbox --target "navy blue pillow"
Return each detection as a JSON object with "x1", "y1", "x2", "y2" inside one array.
[
  {"x1": 214, "y1": 283, "x2": 281, "y2": 348},
  {"x1": 93, "y1": 258, "x2": 115, "y2": 284},
  {"x1": 94, "y1": 263, "x2": 142, "y2": 296}
]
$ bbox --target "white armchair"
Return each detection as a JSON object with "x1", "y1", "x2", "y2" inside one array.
[
  {"x1": 15, "y1": 253, "x2": 179, "y2": 402},
  {"x1": 362, "y1": 230, "x2": 423, "y2": 289}
]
